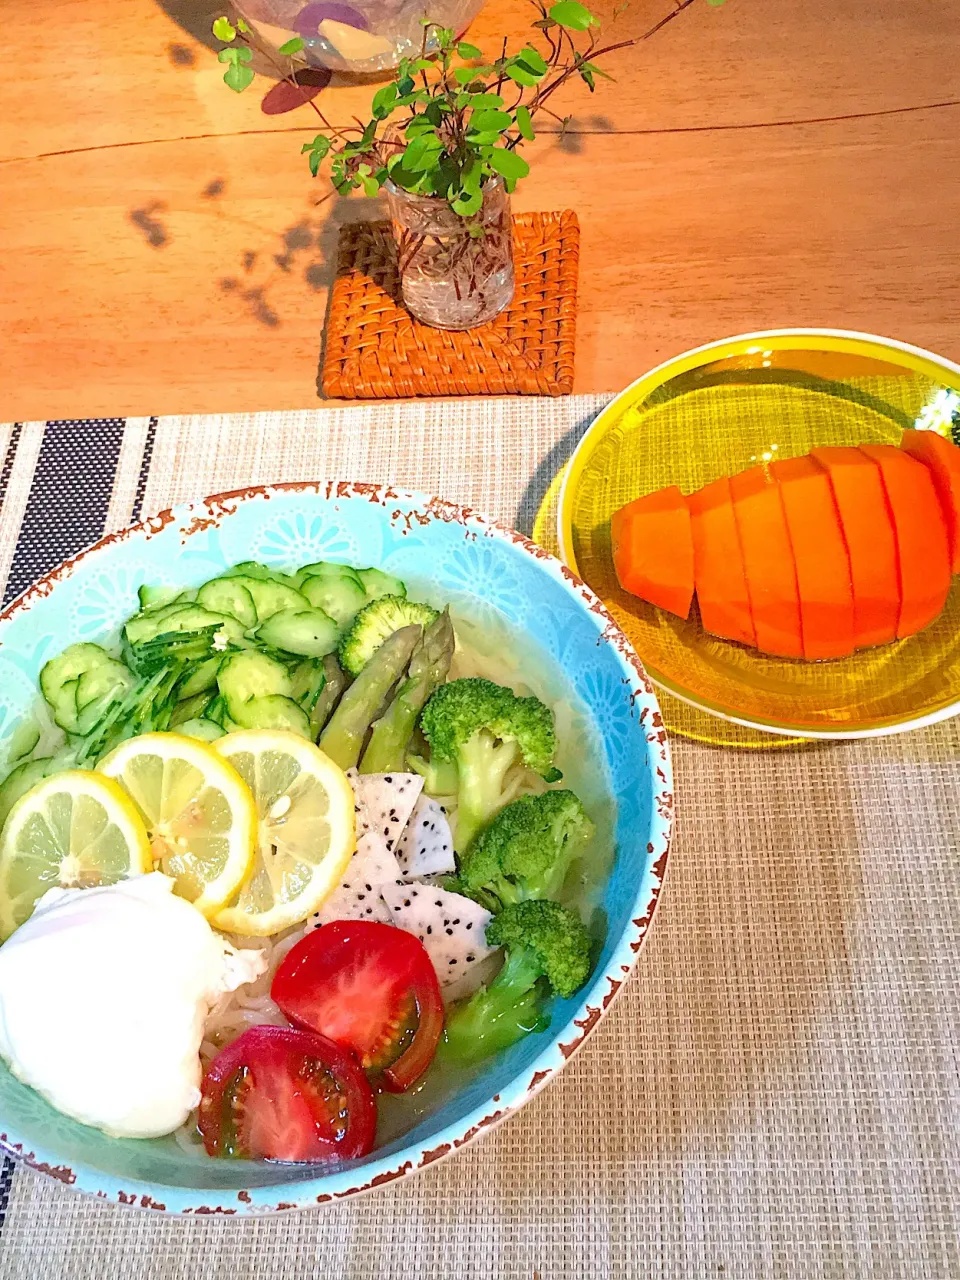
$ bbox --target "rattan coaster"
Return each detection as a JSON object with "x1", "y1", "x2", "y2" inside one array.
[{"x1": 322, "y1": 210, "x2": 579, "y2": 399}]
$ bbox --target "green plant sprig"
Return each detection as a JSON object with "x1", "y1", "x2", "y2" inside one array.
[{"x1": 213, "y1": 0, "x2": 723, "y2": 218}]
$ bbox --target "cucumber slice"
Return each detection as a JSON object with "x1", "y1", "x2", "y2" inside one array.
[
  {"x1": 40, "y1": 644, "x2": 127, "y2": 733},
  {"x1": 75, "y1": 660, "x2": 136, "y2": 735},
  {"x1": 5, "y1": 720, "x2": 41, "y2": 764},
  {"x1": 125, "y1": 604, "x2": 246, "y2": 649},
  {"x1": 290, "y1": 659, "x2": 327, "y2": 712},
  {"x1": 231, "y1": 695, "x2": 310, "y2": 736},
  {"x1": 300, "y1": 576, "x2": 367, "y2": 628},
  {"x1": 202, "y1": 693, "x2": 227, "y2": 724},
  {"x1": 295, "y1": 561, "x2": 364, "y2": 591},
  {"x1": 175, "y1": 718, "x2": 225, "y2": 743},
  {"x1": 169, "y1": 690, "x2": 216, "y2": 727},
  {"x1": 196, "y1": 579, "x2": 258, "y2": 629},
  {"x1": 358, "y1": 568, "x2": 407, "y2": 600},
  {"x1": 41, "y1": 643, "x2": 115, "y2": 706},
  {"x1": 50, "y1": 681, "x2": 81, "y2": 732},
  {"x1": 0, "y1": 757, "x2": 59, "y2": 828},
  {"x1": 176, "y1": 657, "x2": 222, "y2": 699},
  {"x1": 225, "y1": 576, "x2": 308, "y2": 622},
  {"x1": 223, "y1": 562, "x2": 299, "y2": 588},
  {"x1": 218, "y1": 651, "x2": 292, "y2": 725},
  {"x1": 255, "y1": 608, "x2": 339, "y2": 658},
  {"x1": 138, "y1": 584, "x2": 182, "y2": 611}
]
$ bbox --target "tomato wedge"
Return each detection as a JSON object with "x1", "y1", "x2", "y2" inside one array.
[
  {"x1": 198, "y1": 1025, "x2": 376, "y2": 1162},
  {"x1": 272, "y1": 921, "x2": 444, "y2": 1093}
]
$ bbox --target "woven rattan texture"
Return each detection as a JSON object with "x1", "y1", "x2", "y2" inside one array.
[
  {"x1": 321, "y1": 212, "x2": 579, "y2": 399},
  {"x1": 0, "y1": 399, "x2": 957, "y2": 1279}
]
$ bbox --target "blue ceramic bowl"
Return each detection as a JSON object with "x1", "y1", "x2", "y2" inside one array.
[{"x1": 0, "y1": 483, "x2": 672, "y2": 1214}]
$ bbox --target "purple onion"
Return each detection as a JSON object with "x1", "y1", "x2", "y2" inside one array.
[{"x1": 294, "y1": 2, "x2": 370, "y2": 34}]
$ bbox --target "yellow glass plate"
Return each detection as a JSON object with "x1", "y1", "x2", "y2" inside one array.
[{"x1": 556, "y1": 329, "x2": 960, "y2": 742}]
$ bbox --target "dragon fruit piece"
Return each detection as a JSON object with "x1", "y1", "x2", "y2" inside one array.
[
  {"x1": 396, "y1": 795, "x2": 456, "y2": 880},
  {"x1": 308, "y1": 827, "x2": 401, "y2": 926},
  {"x1": 380, "y1": 883, "x2": 497, "y2": 988},
  {"x1": 348, "y1": 769, "x2": 424, "y2": 855}
]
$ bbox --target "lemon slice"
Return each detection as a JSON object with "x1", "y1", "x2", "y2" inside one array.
[
  {"x1": 0, "y1": 771, "x2": 151, "y2": 940},
  {"x1": 211, "y1": 729, "x2": 356, "y2": 936},
  {"x1": 98, "y1": 732, "x2": 256, "y2": 919}
]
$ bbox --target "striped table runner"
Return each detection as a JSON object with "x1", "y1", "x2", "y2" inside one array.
[{"x1": 0, "y1": 402, "x2": 957, "y2": 1280}]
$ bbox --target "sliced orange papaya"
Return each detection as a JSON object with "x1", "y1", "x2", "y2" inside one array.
[
  {"x1": 858, "y1": 445, "x2": 951, "y2": 637},
  {"x1": 687, "y1": 476, "x2": 756, "y2": 647},
  {"x1": 810, "y1": 446, "x2": 900, "y2": 649},
  {"x1": 729, "y1": 465, "x2": 803, "y2": 658},
  {"x1": 771, "y1": 455, "x2": 855, "y2": 659},
  {"x1": 899, "y1": 428, "x2": 960, "y2": 572},
  {"x1": 610, "y1": 485, "x2": 694, "y2": 619}
]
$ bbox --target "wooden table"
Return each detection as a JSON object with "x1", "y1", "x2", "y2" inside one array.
[{"x1": 2, "y1": 0, "x2": 959, "y2": 421}]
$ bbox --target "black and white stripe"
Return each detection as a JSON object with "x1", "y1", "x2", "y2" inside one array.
[
  {"x1": 2, "y1": 420, "x2": 127, "y2": 608},
  {"x1": 0, "y1": 415, "x2": 161, "y2": 1228},
  {"x1": 0, "y1": 426, "x2": 22, "y2": 518}
]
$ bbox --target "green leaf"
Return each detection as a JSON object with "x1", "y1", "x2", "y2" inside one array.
[
  {"x1": 454, "y1": 67, "x2": 480, "y2": 84},
  {"x1": 403, "y1": 134, "x2": 444, "y2": 172},
  {"x1": 223, "y1": 60, "x2": 255, "y2": 91},
  {"x1": 548, "y1": 1, "x2": 598, "y2": 29},
  {"x1": 278, "y1": 36, "x2": 305, "y2": 54},
  {"x1": 451, "y1": 189, "x2": 483, "y2": 217},
  {"x1": 397, "y1": 75, "x2": 417, "y2": 95},
  {"x1": 372, "y1": 82, "x2": 399, "y2": 119},
  {"x1": 504, "y1": 63, "x2": 540, "y2": 87},
  {"x1": 360, "y1": 173, "x2": 380, "y2": 197},
  {"x1": 457, "y1": 41, "x2": 483, "y2": 58},
  {"x1": 236, "y1": 17, "x2": 250, "y2": 33},
  {"x1": 486, "y1": 147, "x2": 530, "y2": 182},
  {"x1": 515, "y1": 104, "x2": 535, "y2": 141},
  {"x1": 579, "y1": 60, "x2": 614, "y2": 81},
  {"x1": 388, "y1": 161, "x2": 427, "y2": 192},
  {"x1": 236, "y1": 46, "x2": 253, "y2": 62},
  {"x1": 518, "y1": 45, "x2": 548, "y2": 73},
  {"x1": 302, "y1": 134, "x2": 332, "y2": 159},
  {"x1": 462, "y1": 91, "x2": 504, "y2": 110},
  {"x1": 218, "y1": 47, "x2": 237, "y2": 63},
  {"x1": 404, "y1": 114, "x2": 435, "y2": 134},
  {"x1": 212, "y1": 15, "x2": 236, "y2": 41},
  {"x1": 469, "y1": 109, "x2": 512, "y2": 133},
  {"x1": 460, "y1": 154, "x2": 483, "y2": 194},
  {"x1": 706, "y1": 0, "x2": 727, "y2": 6}
]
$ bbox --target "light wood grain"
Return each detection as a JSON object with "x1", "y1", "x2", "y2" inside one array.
[{"x1": 1, "y1": 0, "x2": 959, "y2": 419}]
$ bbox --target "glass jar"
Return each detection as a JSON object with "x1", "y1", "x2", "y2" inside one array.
[
  {"x1": 385, "y1": 176, "x2": 515, "y2": 330},
  {"x1": 234, "y1": 0, "x2": 488, "y2": 75}
]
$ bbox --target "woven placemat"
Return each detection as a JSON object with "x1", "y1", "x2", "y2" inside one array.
[
  {"x1": 321, "y1": 212, "x2": 579, "y2": 399},
  {"x1": 0, "y1": 401, "x2": 957, "y2": 1279}
]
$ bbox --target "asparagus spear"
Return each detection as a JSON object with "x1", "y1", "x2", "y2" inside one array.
[
  {"x1": 359, "y1": 610, "x2": 455, "y2": 775},
  {"x1": 319, "y1": 625, "x2": 422, "y2": 770},
  {"x1": 309, "y1": 653, "x2": 348, "y2": 738}
]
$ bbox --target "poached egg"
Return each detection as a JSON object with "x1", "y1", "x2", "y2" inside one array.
[{"x1": 0, "y1": 873, "x2": 265, "y2": 1139}]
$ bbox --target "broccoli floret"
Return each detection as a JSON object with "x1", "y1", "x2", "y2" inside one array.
[
  {"x1": 419, "y1": 677, "x2": 560, "y2": 852},
  {"x1": 457, "y1": 790, "x2": 593, "y2": 911},
  {"x1": 408, "y1": 753, "x2": 460, "y2": 796},
  {"x1": 338, "y1": 595, "x2": 440, "y2": 677},
  {"x1": 442, "y1": 900, "x2": 592, "y2": 1064}
]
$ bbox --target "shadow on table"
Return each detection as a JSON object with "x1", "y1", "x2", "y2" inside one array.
[
  {"x1": 196, "y1": 193, "x2": 381, "y2": 333},
  {"x1": 156, "y1": 0, "x2": 221, "y2": 56}
]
